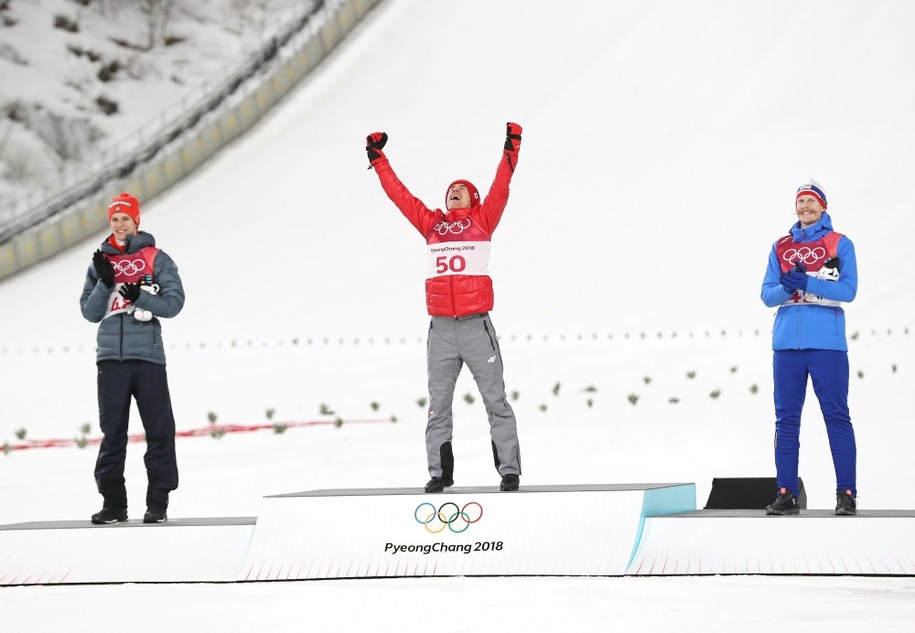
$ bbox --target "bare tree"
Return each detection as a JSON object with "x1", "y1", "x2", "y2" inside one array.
[{"x1": 139, "y1": 0, "x2": 176, "y2": 50}]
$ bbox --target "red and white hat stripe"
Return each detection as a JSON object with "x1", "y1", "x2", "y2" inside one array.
[{"x1": 796, "y1": 183, "x2": 827, "y2": 209}]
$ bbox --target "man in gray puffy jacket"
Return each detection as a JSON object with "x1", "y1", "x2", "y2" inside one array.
[{"x1": 79, "y1": 192, "x2": 185, "y2": 524}]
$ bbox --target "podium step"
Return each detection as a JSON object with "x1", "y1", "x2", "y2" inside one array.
[
  {"x1": 629, "y1": 509, "x2": 915, "y2": 575},
  {"x1": 240, "y1": 483, "x2": 696, "y2": 580},
  {"x1": 3, "y1": 487, "x2": 913, "y2": 584},
  {"x1": 0, "y1": 517, "x2": 256, "y2": 585}
]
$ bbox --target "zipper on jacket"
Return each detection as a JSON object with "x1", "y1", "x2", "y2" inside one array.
[{"x1": 119, "y1": 313, "x2": 125, "y2": 358}]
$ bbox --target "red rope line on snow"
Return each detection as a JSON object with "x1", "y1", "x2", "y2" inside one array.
[{"x1": 3, "y1": 418, "x2": 392, "y2": 452}]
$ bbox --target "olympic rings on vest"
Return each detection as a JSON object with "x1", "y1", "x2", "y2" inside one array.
[
  {"x1": 434, "y1": 218, "x2": 472, "y2": 235},
  {"x1": 111, "y1": 259, "x2": 147, "y2": 275},
  {"x1": 414, "y1": 501, "x2": 483, "y2": 534},
  {"x1": 782, "y1": 246, "x2": 826, "y2": 265}
]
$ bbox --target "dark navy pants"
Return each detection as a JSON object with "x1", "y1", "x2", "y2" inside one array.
[
  {"x1": 773, "y1": 349, "x2": 856, "y2": 497},
  {"x1": 95, "y1": 360, "x2": 179, "y2": 504}
]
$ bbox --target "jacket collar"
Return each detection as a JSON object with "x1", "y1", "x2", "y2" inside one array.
[
  {"x1": 789, "y1": 211, "x2": 833, "y2": 243},
  {"x1": 101, "y1": 231, "x2": 156, "y2": 255}
]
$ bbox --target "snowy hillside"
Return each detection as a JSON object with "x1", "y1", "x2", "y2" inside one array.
[
  {"x1": 2, "y1": 2, "x2": 915, "y2": 631},
  {"x1": 0, "y1": 0, "x2": 310, "y2": 219}
]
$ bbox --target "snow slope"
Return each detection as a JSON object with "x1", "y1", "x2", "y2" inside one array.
[{"x1": 2, "y1": 1, "x2": 914, "y2": 631}]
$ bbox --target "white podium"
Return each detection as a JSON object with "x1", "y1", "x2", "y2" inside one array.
[
  {"x1": 0, "y1": 518, "x2": 255, "y2": 585},
  {"x1": 4, "y1": 484, "x2": 913, "y2": 585},
  {"x1": 239, "y1": 483, "x2": 696, "y2": 580}
]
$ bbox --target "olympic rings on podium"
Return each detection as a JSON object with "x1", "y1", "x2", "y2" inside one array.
[{"x1": 414, "y1": 501, "x2": 483, "y2": 534}]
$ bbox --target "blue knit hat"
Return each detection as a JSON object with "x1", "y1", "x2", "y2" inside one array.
[{"x1": 796, "y1": 181, "x2": 827, "y2": 209}]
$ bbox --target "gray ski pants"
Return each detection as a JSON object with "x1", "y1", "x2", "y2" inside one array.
[{"x1": 425, "y1": 313, "x2": 521, "y2": 478}]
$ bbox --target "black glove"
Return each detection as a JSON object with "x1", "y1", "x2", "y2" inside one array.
[
  {"x1": 119, "y1": 282, "x2": 142, "y2": 303},
  {"x1": 366, "y1": 132, "x2": 388, "y2": 167},
  {"x1": 780, "y1": 261, "x2": 809, "y2": 293},
  {"x1": 504, "y1": 122, "x2": 522, "y2": 152},
  {"x1": 93, "y1": 249, "x2": 115, "y2": 288}
]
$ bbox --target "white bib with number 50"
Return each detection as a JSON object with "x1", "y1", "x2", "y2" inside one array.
[{"x1": 427, "y1": 241, "x2": 491, "y2": 278}]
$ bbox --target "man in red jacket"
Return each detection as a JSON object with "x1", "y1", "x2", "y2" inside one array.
[{"x1": 367, "y1": 123, "x2": 523, "y2": 493}]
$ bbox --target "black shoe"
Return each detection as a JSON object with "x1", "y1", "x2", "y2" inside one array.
[
  {"x1": 91, "y1": 506, "x2": 127, "y2": 524},
  {"x1": 424, "y1": 477, "x2": 454, "y2": 493},
  {"x1": 500, "y1": 474, "x2": 520, "y2": 492},
  {"x1": 143, "y1": 507, "x2": 167, "y2": 523},
  {"x1": 835, "y1": 489, "x2": 857, "y2": 516},
  {"x1": 766, "y1": 488, "x2": 799, "y2": 515}
]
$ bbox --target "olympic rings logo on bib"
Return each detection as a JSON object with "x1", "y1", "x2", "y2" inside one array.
[
  {"x1": 434, "y1": 218, "x2": 472, "y2": 235},
  {"x1": 112, "y1": 259, "x2": 147, "y2": 276},
  {"x1": 414, "y1": 501, "x2": 483, "y2": 534},
  {"x1": 782, "y1": 246, "x2": 825, "y2": 266}
]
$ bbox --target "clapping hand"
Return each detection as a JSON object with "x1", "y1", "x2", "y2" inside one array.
[
  {"x1": 93, "y1": 250, "x2": 115, "y2": 288},
  {"x1": 780, "y1": 261, "x2": 809, "y2": 293},
  {"x1": 119, "y1": 282, "x2": 142, "y2": 303}
]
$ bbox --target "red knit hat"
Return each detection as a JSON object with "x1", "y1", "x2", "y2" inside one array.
[
  {"x1": 108, "y1": 192, "x2": 140, "y2": 226},
  {"x1": 445, "y1": 179, "x2": 480, "y2": 208}
]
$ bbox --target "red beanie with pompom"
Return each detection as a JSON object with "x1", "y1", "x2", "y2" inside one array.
[{"x1": 108, "y1": 192, "x2": 140, "y2": 226}]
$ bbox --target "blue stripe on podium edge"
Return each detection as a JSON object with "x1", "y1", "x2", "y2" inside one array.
[{"x1": 627, "y1": 484, "x2": 696, "y2": 570}]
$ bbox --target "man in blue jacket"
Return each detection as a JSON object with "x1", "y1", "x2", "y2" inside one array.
[
  {"x1": 80, "y1": 193, "x2": 185, "y2": 524},
  {"x1": 760, "y1": 181, "x2": 858, "y2": 516}
]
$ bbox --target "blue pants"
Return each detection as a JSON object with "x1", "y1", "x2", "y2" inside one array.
[{"x1": 773, "y1": 349, "x2": 856, "y2": 497}]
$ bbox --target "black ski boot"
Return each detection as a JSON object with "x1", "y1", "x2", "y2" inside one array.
[
  {"x1": 91, "y1": 506, "x2": 127, "y2": 524},
  {"x1": 425, "y1": 442, "x2": 455, "y2": 493},
  {"x1": 766, "y1": 488, "x2": 799, "y2": 515},
  {"x1": 835, "y1": 489, "x2": 857, "y2": 516},
  {"x1": 91, "y1": 477, "x2": 128, "y2": 524},
  {"x1": 424, "y1": 477, "x2": 454, "y2": 493},
  {"x1": 500, "y1": 474, "x2": 520, "y2": 492},
  {"x1": 143, "y1": 507, "x2": 168, "y2": 523},
  {"x1": 144, "y1": 484, "x2": 169, "y2": 523}
]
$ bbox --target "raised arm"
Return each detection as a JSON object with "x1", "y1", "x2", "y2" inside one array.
[
  {"x1": 80, "y1": 250, "x2": 115, "y2": 323},
  {"x1": 366, "y1": 131, "x2": 437, "y2": 235},
  {"x1": 477, "y1": 122, "x2": 522, "y2": 235}
]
